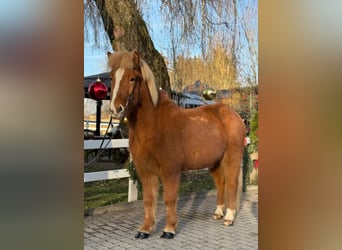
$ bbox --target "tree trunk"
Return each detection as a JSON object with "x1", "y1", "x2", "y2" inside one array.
[{"x1": 94, "y1": 0, "x2": 170, "y2": 93}]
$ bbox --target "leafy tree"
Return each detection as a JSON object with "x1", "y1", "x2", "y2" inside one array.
[{"x1": 170, "y1": 42, "x2": 239, "y2": 91}]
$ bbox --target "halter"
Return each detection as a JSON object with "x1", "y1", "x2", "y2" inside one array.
[{"x1": 115, "y1": 74, "x2": 140, "y2": 120}]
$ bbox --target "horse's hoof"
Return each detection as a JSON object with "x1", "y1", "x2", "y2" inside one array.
[
  {"x1": 160, "y1": 231, "x2": 175, "y2": 239},
  {"x1": 213, "y1": 214, "x2": 223, "y2": 220},
  {"x1": 224, "y1": 220, "x2": 234, "y2": 226},
  {"x1": 135, "y1": 232, "x2": 149, "y2": 239}
]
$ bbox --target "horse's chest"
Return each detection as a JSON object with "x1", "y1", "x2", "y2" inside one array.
[
  {"x1": 129, "y1": 137, "x2": 163, "y2": 174},
  {"x1": 129, "y1": 135, "x2": 155, "y2": 160}
]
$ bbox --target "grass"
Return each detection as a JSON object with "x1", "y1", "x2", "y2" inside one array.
[
  {"x1": 179, "y1": 170, "x2": 216, "y2": 193},
  {"x1": 84, "y1": 178, "x2": 129, "y2": 211}
]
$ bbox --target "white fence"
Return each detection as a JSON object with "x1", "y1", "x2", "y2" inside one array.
[
  {"x1": 84, "y1": 138, "x2": 138, "y2": 202},
  {"x1": 84, "y1": 120, "x2": 115, "y2": 134}
]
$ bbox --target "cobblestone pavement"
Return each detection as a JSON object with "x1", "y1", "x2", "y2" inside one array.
[{"x1": 84, "y1": 185, "x2": 258, "y2": 249}]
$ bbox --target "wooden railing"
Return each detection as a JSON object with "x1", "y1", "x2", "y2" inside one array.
[{"x1": 84, "y1": 138, "x2": 138, "y2": 202}]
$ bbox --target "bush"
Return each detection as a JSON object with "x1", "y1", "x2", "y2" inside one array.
[{"x1": 248, "y1": 111, "x2": 258, "y2": 153}]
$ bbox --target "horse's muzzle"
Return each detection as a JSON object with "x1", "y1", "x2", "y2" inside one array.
[{"x1": 110, "y1": 104, "x2": 125, "y2": 119}]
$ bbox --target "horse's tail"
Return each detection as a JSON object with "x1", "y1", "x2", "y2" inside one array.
[{"x1": 236, "y1": 164, "x2": 243, "y2": 213}]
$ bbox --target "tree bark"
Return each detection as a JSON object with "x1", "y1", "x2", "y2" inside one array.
[{"x1": 94, "y1": 0, "x2": 170, "y2": 93}]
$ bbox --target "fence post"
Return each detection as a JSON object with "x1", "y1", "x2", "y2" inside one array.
[
  {"x1": 128, "y1": 179, "x2": 138, "y2": 202},
  {"x1": 127, "y1": 155, "x2": 138, "y2": 202},
  {"x1": 84, "y1": 138, "x2": 137, "y2": 202}
]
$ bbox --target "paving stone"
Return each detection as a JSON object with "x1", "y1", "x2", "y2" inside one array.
[
  {"x1": 84, "y1": 185, "x2": 258, "y2": 249},
  {"x1": 84, "y1": 246, "x2": 95, "y2": 250}
]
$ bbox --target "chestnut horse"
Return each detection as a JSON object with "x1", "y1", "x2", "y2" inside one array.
[{"x1": 107, "y1": 51, "x2": 245, "y2": 239}]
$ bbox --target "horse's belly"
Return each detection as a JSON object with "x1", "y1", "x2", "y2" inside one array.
[{"x1": 182, "y1": 147, "x2": 224, "y2": 170}]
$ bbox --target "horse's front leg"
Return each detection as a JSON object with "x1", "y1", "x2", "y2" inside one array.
[
  {"x1": 135, "y1": 174, "x2": 159, "y2": 239},
  {"x1": 160, "y1": 171, "x2": 180, "y2": 239}
]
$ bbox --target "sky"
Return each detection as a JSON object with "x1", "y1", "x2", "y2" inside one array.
[
  {"x1": 84, "y1": 16, "x2": 112, "y2": 76},
  {"x1": 84, "y1": 41, "x2": 111, "y2": 76}
]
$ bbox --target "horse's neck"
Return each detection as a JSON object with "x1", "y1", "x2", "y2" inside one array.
[
  {"x1": 127, "y1": 82, "x2": 158, "y2": 129},
  {"x1": 127, "y1": 84, "x2": 176, "y2": 134}
]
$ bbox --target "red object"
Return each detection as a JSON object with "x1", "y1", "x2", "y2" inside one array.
[
  {"x1": 160, "y1": 89, "x2": 168, "y2": 96},
  {"x1": 88, "y1": 80, "x2": 108, "y2": 100},
  {"x1": 254, "y1": 159, "x2": 259, "y2": 169}
]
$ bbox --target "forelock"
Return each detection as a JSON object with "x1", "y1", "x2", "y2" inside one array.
[{"x1": 108, "y1": 51, "x2": 135, "y2": 72}]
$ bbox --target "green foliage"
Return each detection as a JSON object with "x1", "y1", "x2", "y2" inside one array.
[
  {"x1": 242, "y1": 147, "x2": 253, "y2": 192},
  {"x1": 248, "y1": 111, "x2": 258, "y2": 153},
  {"x1": 126, "y1": 160, "x2": 141, "y2": 188}
]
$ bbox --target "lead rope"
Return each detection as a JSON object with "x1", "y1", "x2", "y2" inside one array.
[{"x1": 84, "y1": 116, "x2": 116, "y2": 167}]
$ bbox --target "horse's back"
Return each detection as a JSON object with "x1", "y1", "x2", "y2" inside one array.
[
  {"x1": 161, "y1": 103, "x2": 245, "y2": 170},
  {"x1": 182, "y1": 103, "x2": 245, "y2": 137},
  {"x1": 209, "y1": 104, "x2": 246, "y2": 138},
  {"x1": 187, "y1": 104, "x2": 245, "y2": 145}
]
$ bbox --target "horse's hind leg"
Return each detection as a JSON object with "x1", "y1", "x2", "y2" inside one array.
[
  {"x1": 222, "y1": 148, "x2": 243, "y2": 226},
  {"x1": 135, "y1": 173, "x2": 159, "y2": 238},
  {"x1": 160, "y1": 171, "x2": 181, "y2": 239},
  {"x1": 209, "y1": 165, "x2": 225, "y2": 220}
]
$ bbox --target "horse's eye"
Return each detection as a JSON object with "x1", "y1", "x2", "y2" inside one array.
[{"x1": 129, "y1": 77, "x2": 136, "y2": 82}]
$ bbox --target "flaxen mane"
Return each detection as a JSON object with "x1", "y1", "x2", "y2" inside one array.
[{"x1": 107, "y1": 51, "x2": 159, "y2": 106}]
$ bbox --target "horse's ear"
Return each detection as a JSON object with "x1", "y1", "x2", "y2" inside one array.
[
  {"x1": 107, "y1": 51, "x2": 112, "y2": 58},
  {"x1": 132, "y1": 50, "x2": 140, "y2": 68}
]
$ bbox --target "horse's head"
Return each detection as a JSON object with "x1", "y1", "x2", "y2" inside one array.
[
  {"x1": 110, "y1": 68, "x2": 143, "y2": 119},
  {"x1": 107, "y1": 51, "x2": 159, "y2": 119}
]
